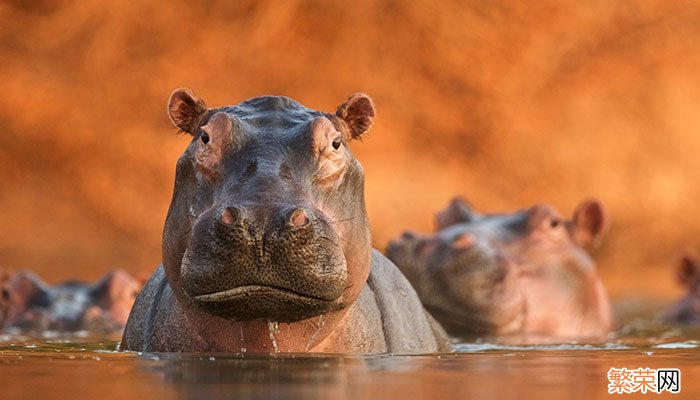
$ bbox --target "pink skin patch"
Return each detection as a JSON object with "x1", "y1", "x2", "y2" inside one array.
[
  {"x1": 195, "y1": 112, "x2": 233, "y2": 180},
  {"x1": 289, "y1": 208, "x2": 310, "y2": 228},
  {"x1": 311, "y1": 117, "x2": 347, "y2": 185},
  {"x1": 451, "y1": 233, "x2": 475, "y2": 250},
  {"x1": 221, "y1": 208, "x2": 238, "y2": 226}
]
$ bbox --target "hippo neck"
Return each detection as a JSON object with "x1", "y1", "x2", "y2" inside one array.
[{"x1": 172, "y1": 291, "x2": 356, "y2": 352}]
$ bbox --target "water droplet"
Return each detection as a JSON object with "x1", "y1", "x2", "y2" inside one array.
[
  {"x1": 305, "y1": 315, "x2": 325, "y2": 351},
  {"x1": 268, "y1": 320, "x2": 279, "y2": 353}
]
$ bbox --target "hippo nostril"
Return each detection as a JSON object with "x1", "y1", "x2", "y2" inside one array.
[
  {"x1": 221, "y1": 207, "x2": 243, "y2": 226},
  {"x1": 451, "y1": 233, "x2": 475, "y2": 250},
  {"x1": 289, "y1": 208, "x2": 311, "y2": 228}
]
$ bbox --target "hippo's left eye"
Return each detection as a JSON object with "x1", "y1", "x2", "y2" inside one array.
[
  {"x1": 550, "y1": 218, "x2": 561, "y2": 229},
  {"x1": 200, "y1": 132, "x2": 210, "y2": 144},
  {"x1": 332, "y1": 137, "x2": 342, "y2": 150}
]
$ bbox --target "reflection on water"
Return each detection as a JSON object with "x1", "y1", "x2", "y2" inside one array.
[{"x1": 1, "y1": 301, "x2": 698, "y2": 400}]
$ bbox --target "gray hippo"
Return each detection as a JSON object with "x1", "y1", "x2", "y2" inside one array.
[
  {"x1": 121, "y1": 89, "x2": 450, "y2": 353},
  {"x1": 386, "y1": 198, "x2": 613, "y2": 339},
  {"x1": 664, "y1": 252, "x2": 700, "y2": 325},
  {"x1": 1, "y1": 269, "x2": 142, "y2": 332}
]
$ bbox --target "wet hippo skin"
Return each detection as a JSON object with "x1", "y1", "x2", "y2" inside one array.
[
  {"x1": 121, "y1": 89, "x2": 450, "y2": 353},
  {"x1": 387, "y1": 198, "x2": 613, "y2": 340}
]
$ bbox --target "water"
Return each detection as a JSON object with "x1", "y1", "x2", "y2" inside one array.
[{"x1": 1, "y1": 301, "x2": 698, "y2": 400}]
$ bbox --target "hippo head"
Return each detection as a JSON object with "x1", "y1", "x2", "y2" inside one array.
[
  {"x1": 1, "y1": 270, "x2": 141, "y2": 332},
  {"x1": 386, "y1": 229, "x2": 524, "y2": 335},
  {"x1": 666, "y1": 252, "x2": 700, "y2": 325},
  {"x1": 163, "y1": 89, "x2": 374, "y2": 326},
  {"x1": 389, "y1": 198, "x2": 612, "y2": 338},
  {"x1": 491, "y1": 200, "x2": 612, "y2": 336},
  {"x1": 455, "y1": 198, "x2": 611, "y2": 336}
]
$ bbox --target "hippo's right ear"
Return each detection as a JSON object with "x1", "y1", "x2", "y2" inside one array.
[
  {"x1": 336, "y1": 93, "x2": 375, "y2": 140},
  {"x1": 168, "y1": 88, "x2": 208, "y2": 135},
  {"x1": 435, "y1": 197, "x2": 474, "y2": 231},
  {"x1": 90, "y1": 270, "x2": 142, "y2": 304},
  {"x1": 572, "y1": 199, "x2": 608, "y2": 248},
  {"x1": 677, "y1": 252, "x2": 700, "y2": 287}
]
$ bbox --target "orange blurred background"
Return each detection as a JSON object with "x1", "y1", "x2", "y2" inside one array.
[{"x1": 1, "y1": 1, "x2": 699, "y2": 301}]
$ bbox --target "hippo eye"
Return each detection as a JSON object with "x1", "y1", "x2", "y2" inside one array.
[
  {"x1": 1, "y1": 288, "x2": 8, "y2": 301},
  {"x1": 550, "y1": 218, "x2": 560, "y2": 229},
  {"x1": 332, "y1": 137, "x2": 342, "y2": 150},
  {"x1": 200, "y1": 132, "x2": 210, "y2": 144}
]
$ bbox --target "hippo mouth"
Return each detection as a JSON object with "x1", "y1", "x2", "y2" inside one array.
[
  {"x1": 194, "y1": 284, "x2": 335, "y2": 303},
  {"x1": 191, "y1": 284, "x2": 344, "y2": 322}
]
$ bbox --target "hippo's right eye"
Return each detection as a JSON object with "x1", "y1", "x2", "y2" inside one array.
[
  {"x1": 332, "y1": 137, "x2": 342, "y2": 150},
  {"x1": 550, "y1": 218, "x2": 561, "y2": 229},
  {"x1": 1, "y1": 288, "x2": 9, "y2": 301},
  {"x1": 200, "y1": 132, "x2": 210, "y2": 144}
]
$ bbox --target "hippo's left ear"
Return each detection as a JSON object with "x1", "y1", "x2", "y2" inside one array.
[
  {"x1": 435, "y1": 197, "x2": 475, "y2": 231},
  {"x1": 168, "y1": 88, "x2": 208, "y2": 135},
  {"x1": 572, "y1": 199, "x2": 608, "y2": 248},
  {"x1": 677, "y1": 252, "x2": 700, "y2": 287},
  {"x1": 336, "y1": 93, "x2": 375, "y2": 140}
]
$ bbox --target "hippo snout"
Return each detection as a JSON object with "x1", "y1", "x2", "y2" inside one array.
[{"x1": 180, "y1": 204, "x2": 348, "y2": 322}]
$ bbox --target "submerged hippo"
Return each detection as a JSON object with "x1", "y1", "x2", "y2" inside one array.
[
  {"x1": 1, "y1": 269, "x2": 142, "y2": 332},
  {"x1": 121, "y1": 89, "x2": 449, "y2": 353},
  {"x1": 386, "y1": 198, "x2": 613, "y2": 339},
  {"x1": 664, "y1": 252, "x2": 700, "y2": 325}
]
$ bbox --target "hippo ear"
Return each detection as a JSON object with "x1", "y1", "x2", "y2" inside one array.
[
  {"x1": 4, "y1": 271, "x2": 48, "y2": 306},
  {"x1": 677, "y1": 252, "x2": 700, "y2": 287},
  {"x1": 2, "y1": 272, "x2": 48, "y2": 326},
  {"x1": 572, "y1": 199, "x2": 608, "y2": 248},
  {"x1": 435, "y1": 197, "x2": 475, "y2": 231},
  {"x1": 12, "y1": 271, "x2": 48, "y2": 291},
  {"x1": 168, "y1": 88, "x2": 208, "y2": 134},
  {"x1": 89, "y1": 271, "x2": 115, "y2": 300},
  {"x1": 336, "y1": 93, "x2": 375, "y2": 140},
  {"x1": 90, "y1": 270, "x2": 141, "y2": 307}
]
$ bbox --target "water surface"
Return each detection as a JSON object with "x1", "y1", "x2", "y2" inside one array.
[{"x1": 1, "y1": 300, "x2": 697, "y2": 400}]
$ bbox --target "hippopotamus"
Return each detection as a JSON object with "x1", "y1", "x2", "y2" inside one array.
[
  {"x1": 664, "y1": 252, "x2": 700, "y2": 325},
  {"x1": 121, "y1": 89, "x2": 450, "y2": 353},
  {"x1": 1, "y1": 269, "x2": 142, "y2": 332},
  {"x1": 386, "y1": 198, "x2": 613, "y2": 339}
]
